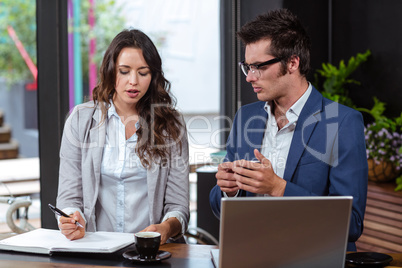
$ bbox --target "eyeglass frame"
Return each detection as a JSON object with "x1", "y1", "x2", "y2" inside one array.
[{"x1": 238, "y1": 58, "x2": 282, "y2": 77}]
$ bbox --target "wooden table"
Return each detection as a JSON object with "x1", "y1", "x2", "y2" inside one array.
[
  {"x1": 0, "y1": 243, "x2": 217, "y2": 268},
  {"x1": 388, "y1": 253, "x2": 402, "y2": 267},
  {"x1": 0, "y1": 243, "x2": 401, "y2": 267}
]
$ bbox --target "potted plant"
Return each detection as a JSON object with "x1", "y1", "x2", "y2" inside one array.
[
  {"x1": 358, "y1": 98, "x2": 402, "y2": 188},
  {"x1": 314, "y1": 50, "x2": 402, "y2": 191}
]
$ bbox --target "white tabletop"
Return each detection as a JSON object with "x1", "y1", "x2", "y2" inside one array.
[{"x1": 0, "y1": 157, "x2": 40, "y2": 183}]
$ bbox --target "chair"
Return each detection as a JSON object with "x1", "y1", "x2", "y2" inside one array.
[
  {"x1": 184, "y1": 227, "x2": 218, "y2": 245},
  {"x1": 0, "y1": 196, "x2": 36, "y2": 239}
]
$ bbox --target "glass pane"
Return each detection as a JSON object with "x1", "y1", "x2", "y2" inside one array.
[
  {"x1": 67, "y1": 0, "x2": 221, "y2": 239},
  {"x1": 67, "y1": 0, "x2": 222, "y2": 159},
  {"x1": 0, "y1": 0, "x2": 41, "y2": 234},
  {"x1": 118, "y1": 0, "x2": 222, "y2": 159}
]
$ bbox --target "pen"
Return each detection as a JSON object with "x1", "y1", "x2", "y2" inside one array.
[{"x1": 48, "y1": 203, "x2": 84, "y2": 228}]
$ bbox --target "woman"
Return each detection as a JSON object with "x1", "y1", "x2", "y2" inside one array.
[{"x1": 56, "y1": 29, "x2": 189, "y2": 244}]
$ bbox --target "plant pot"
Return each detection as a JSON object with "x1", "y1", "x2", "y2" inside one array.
[{"x1": 367, "y1": 159, "x2": 399, "y2": 182}]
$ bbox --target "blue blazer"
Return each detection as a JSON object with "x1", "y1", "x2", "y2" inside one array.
[{"x1": 209, "y1": 87, "x2": 368, "y2": 251}]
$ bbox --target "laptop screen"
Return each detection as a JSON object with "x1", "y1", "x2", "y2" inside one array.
[{"x1": 212, "y1": 196, "x2": 352, "y2": 268}]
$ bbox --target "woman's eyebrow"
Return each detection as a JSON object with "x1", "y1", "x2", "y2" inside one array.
[{"x1": 117, "y1": 65, "x2": 149, "y2": 70}]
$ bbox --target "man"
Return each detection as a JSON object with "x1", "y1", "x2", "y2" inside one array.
[{"x1": 209, "y1": 9, "x2": 368, "y2": 251}]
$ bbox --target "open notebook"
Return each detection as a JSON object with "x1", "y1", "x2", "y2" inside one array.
[
  {"x1": 0, "y1": 228, "x2": 134, "y2": 255},
  {"x1": 211, "y1": 196, "x2": 352, "y2": 268}
]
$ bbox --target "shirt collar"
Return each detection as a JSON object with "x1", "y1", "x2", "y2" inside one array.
[
  {"x1": 288, "y1": 82, "x2": 312, "y2": 117},
  {"x1": 264, "y1": 82, "x2": 312, "y2": 120},
  {"x1": 107, "y1": 100, "x2": 141, "y2": 129},
  {"x1": 107, "y1": 101, "x2": 119, "y2": 119}
]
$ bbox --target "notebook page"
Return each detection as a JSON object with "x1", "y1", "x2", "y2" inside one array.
[
  {"x1": 52, "y1": 231, "x2": 134, "y2": 252},
  {"x1": 0, "y1": 228, "x2": 64, "y2": 253},
  {"x1": 0, "y1": 228, "x2": 134, "y2": 254}
]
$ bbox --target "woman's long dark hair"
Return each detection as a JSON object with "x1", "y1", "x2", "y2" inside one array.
[{"x1": 92, "y1": 29, "x2": 183, "y2": 168}]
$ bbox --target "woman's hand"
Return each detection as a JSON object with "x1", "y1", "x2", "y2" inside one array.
[
  {"x1": 140, "y1": 217, "x2": 181, "y2": 244},
  {"x1": 58, "y1": 211, "x2": 85, "y2": 240}
]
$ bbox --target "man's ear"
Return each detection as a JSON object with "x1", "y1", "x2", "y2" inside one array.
[{"x1": 287, "y1": 55, "x2": 300, "y2": 74}]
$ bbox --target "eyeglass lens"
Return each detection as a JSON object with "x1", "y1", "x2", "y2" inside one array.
[
  {"x1": 240, "y1": 64, "x2": 259, "y2": 78},
  {"x1": 239, "y1": 58, "x2": 281, "y2": 78}
]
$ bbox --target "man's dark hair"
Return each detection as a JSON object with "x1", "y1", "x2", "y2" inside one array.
[{"x1": 237, "y1": 9, "x2": 311, "y2": 76}]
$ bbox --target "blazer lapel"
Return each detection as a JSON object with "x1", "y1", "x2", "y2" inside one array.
[
  {"x1": 90, "y1": 107, "x2": 106, "y2": 187},
  {"x1": 243, "y1": 103, "x2": 267, "y2": 197},
  {"x1": 283, "y1": 88, "x2": 323, "y2": 182},
  {"x1": 146, "y1": 162, "x2": 161, "y2": 224},
  {"x1": 246, "y1": 102, "x2": 268, "y2": 158}
]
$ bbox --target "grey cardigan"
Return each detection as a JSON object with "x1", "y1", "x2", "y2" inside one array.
[{"x1": 56, "y1": 101, "x2": 190, "y2": 237}]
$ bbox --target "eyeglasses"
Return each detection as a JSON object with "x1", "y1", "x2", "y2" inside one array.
[{"x1": 238, "y1": 58, "x2": 282, "y2": 78}]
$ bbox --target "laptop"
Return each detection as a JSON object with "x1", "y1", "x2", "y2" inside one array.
[{"x1": 211, "y1": 196, "x2": 352, "y2": 268}]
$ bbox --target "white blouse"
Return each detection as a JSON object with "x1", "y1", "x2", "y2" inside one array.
[{"x1": 97, "y1": 102, "x2": 150, "y2": 233}]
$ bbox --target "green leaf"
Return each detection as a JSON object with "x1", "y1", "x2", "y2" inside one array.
[
  {"x1": 315, "y1": 49, "x2": 371, "y2": 107},
  {"x1": 395, "y1": 175, "x2": 402, "y2": 192}
]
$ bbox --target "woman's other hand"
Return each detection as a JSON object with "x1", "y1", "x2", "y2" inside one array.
[{"x1": 140, "y1": 217, "x2": 181, "y2": 244}]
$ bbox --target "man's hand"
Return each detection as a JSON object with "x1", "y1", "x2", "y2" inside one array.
[
  {"x1": 232, "y1": 149, "x2": 286, "y2": 196},
  {"x1": 215, "y1": 161, "x2": 239, "y2": 197},
  {"x1": 59, "y1": 211, "x2": 85, "y2": 240}
]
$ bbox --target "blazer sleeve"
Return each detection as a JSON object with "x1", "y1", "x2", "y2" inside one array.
[
  {"x1": 162, "y1": 117, "x2": 190, "y2": 236},
  {"x1": 56, "y1": 106, "x2": 85, "y2": 216},
  {"x1": 209, "y1": 109, "x2": 239, "y2": 219}
]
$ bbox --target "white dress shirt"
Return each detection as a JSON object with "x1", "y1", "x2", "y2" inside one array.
[
  {"x1": 223, "y1": 83, "x2": 312, "y2": 198},
  {"x1": 260, "y1": 83, "x2": 312, "y2": 179},
  {"x1": 96, "y1": 102, "x2": 150, "y2": 233}
]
